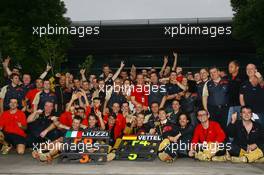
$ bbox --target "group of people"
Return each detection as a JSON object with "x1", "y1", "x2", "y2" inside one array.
[{"x1": 0, "y1": 53, "x2": 264, "y2": 164}]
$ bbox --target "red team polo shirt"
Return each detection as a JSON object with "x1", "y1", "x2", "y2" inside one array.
[
  {"x1": 103, "y1": 113, "x2": 126, "y2": 139},
  {"x1": 25, "y1": 88, "x2": 41, "y2": 107},
  {"x1": 191, "y1": 121, "x2": 226, "y2": 144},
  {"x1": 131, "y1": 85, "x2": 149, "y2": 107},
  {"x1": 0, "y1": 110, "x2": 27, "y2": 137},
  {"x1": 59, "y1": 111, "x2": 88, "y2": 127}
]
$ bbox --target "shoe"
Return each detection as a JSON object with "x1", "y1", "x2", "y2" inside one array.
[
  {"x1": 107, "y1": 152, "x2": 116, "y2": 161},
  {"x1": 158, "y1": 152, "x2": 173, "y2": 163},
  {"x1": 225, "y1": 151, "x2": 231, "y2": 161},
  {"x1": 255, "y1": 157, "x2": 264, "y2": 163},
  {"x1": 212, "y1": 155, "x2": 227, "y2": 162},
  {"x1": 1, "y1": 145, "x2": 12, "y2": 155},
  {"x1": 39, "y1": 153, "x2": 52, "y2": 162},
  {"x1": 158, "y1": 139, "x2": 170, "y2": 152},
  {"x1": 245, "y1": 148, "x2": 264, "y2": 163},
  {"x1": 231, "y1": 156, "x2": 247, "y2": 163},
  {"x1": 32, "y1": 150, "x2": 40, "y2": 159},
  {"x1": 195, "y1": 152, "x2": 211, "y2": 161}
]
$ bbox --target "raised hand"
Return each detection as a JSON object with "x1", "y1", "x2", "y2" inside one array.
[
  {"x1": 50, "y1": 116, "x2": 58, "y2": 121},
  {"x1": 255, "y1": 72, "x2": 263, "y2": 79},
  {"x1": 120, "y1": 60, "x2": 125, "y2": 68},
  {"x1": 173, "y1": 52, "x2": 178, "y2": 58},
  {"x1": 71, "y1": 93, "x2": 79, "y2": 101},
  {"x1": 163, "y1": 56, "x2": 168, "y2": 64},
  {"x1": 80, "y1": 69, "x2": 86, "y2": 75},
  {"x1": 46, "y1": 64, "x2": 52, "y2": 72},
  {"x1": 36, "y1": 109, "x2": 43, "y2": 115},
  {"x1": 131, "y1": 64, "x2": 136, "y2": 71},
  {"x1": 231, "y1": 112, "x2": 238, "y2": 124},
  {"x1": 65, "y1": 72, "x2": 71, "y2": 78},
  {"x1": 2, "y1": 56, "x2": 10, "y2": 67},
  {"x1": 55, "y1": 73, "x2": 61, "y2": 78},
  {"x1": 95, "y1": 110, "x2": 102, "y2": 118}
]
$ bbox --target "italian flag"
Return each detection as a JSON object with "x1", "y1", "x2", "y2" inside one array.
[{"x1": 65, "y1": 131, "x2": 83, "y2": 138}]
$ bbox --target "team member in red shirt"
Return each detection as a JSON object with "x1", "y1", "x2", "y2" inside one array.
[
  {"x1": 25, "y1": 78, "x2": 43, "y2": 112},
  {"x1": 0, "y1": 98, "x2": 27, "y2": 155},
  {"x1": 58, "y1": 107, "x2": 89, "y2": 129},
  {"x1": 189, "y1": 109, "x2": 226, "y2": 161},
  {"x1": 131, "y1": 74, "x2": 149, "y2": 111}
]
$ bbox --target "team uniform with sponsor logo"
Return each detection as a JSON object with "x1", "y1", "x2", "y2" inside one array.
[
  {"x1": 0, "y1": 110, "x2": 27, "y2": 146},
  {"x1": 203, "y1": 79, "x2": 229, "y2": 130},
  {"x1": 33, "y1": 91, "x2": 57, "y2": 111},
  {"x1": 26, "y1": 113, "x2": 61, "y2": 147},
  {"x1": 164, "y1": 83, "x2": 183, "y2": 111},
  {"x1": 131, "y1": 85, "x2": 149, "y2": 107},
  {"x1": 240, "y1": 81, "x2": 264, "y2": 127},
  {"x1": 227, "y1": 120, "x2": 264, "y2": 162},
  {"x1": 159, "y1": 123, "x2": 194, "y2": 162},
  {"x1": 0, "y1": 84, "x2": 25, "y2": 110},
  {"x1": 191, "y1": 121, "x2": 226, "y2": 161}
]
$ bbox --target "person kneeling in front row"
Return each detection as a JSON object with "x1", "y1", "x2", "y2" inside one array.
[
  {"x1": 188, "y1": 109, "x2": 227, "y2": 161},
  {"x1": 227, "y1": 105, "x2": 264, "y2": 163}
]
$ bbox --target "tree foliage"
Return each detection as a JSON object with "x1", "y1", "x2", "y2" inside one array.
[
  {"x1": 231, "y1": 0, "x2": 264, "y2": 57},
  {"x1": 0, "y1": 0, "x2": 71, "y2": 76},
  {"x1": 78, "y1": 55, "x2": 94, "y2": 74}
]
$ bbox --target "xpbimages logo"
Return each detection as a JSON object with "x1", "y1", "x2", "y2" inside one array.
[
  {"x1": 164, "y1": 24, "x2": 232, "y2": 38},
  {"x1": 32, "y1": 24, "x2": 100, "y2": 37}
]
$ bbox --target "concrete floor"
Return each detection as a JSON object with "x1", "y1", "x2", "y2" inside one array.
[{"x1": 0, "y1": 151, "x2": 264, "y2": 175}]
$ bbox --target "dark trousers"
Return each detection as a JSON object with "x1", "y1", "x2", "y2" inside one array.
[
  {"x1": 164, "y1": 141, "x2": 189, "y2": 158},
  {"x1": 26, "y1": 129, "x2": 62, "y2": 148},
  {"x1": 207, "y1": 105, "x2": 229, "y2": 131}
]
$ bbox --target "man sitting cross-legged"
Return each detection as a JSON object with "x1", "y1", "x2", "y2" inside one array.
[
  {"x1": 31, "y1": 116, "x2": 84, "y2": 163},
  {"x1": 158, "y1": 113, "x2": 194, "y2": 162},
  {"x1": 188, "y1": 109, "x2": 227, "y2": 161},
  {"x1": 227, "y1": 105, "x2": 264, "y2": 163}
]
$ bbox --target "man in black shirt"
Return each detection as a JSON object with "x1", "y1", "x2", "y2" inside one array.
[
  {"x1": 33, "y1": 80, "x2": 57, "y2": 112},
  {"x1": 227, "y1": 106, "x2": 264, "y2": 163},
  {"x1": 55, "y1": 75, "x2": 72, "y2": 114},
  {"x1": 227, "y1": 60, "x2": 245, "y2": 125},
  {"x1": 167, "y1": 100, "x2": 182, "y2": 125},
  {"x1": 240, "y1": 63, "x2": 264, "y2": 128},
  {"x1": 26, "y1": 101, "x2": 60, "y2": 147},
  {"x1": 165, "y1": 71, "x2": 183, "y2": 111},
  {"x1": 107, "y1": 78, "x2": 127, "y2": 109},
  {"x1": 0, "y1": 73, "x2": 25, "y2": 113},
  {"x1": 144, "y1": 102, "x2": 160, "y2": 131},
  {"x1": 148, "y1": 72, "x2": 166, "y2": 107},
  {"x1": 202, "y1": 67, "x2": 229, "y2": 130}
]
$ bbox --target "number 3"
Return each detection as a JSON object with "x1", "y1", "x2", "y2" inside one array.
[{"x1": 128, "y1": 153, "x2": 137, "y2": 160}]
